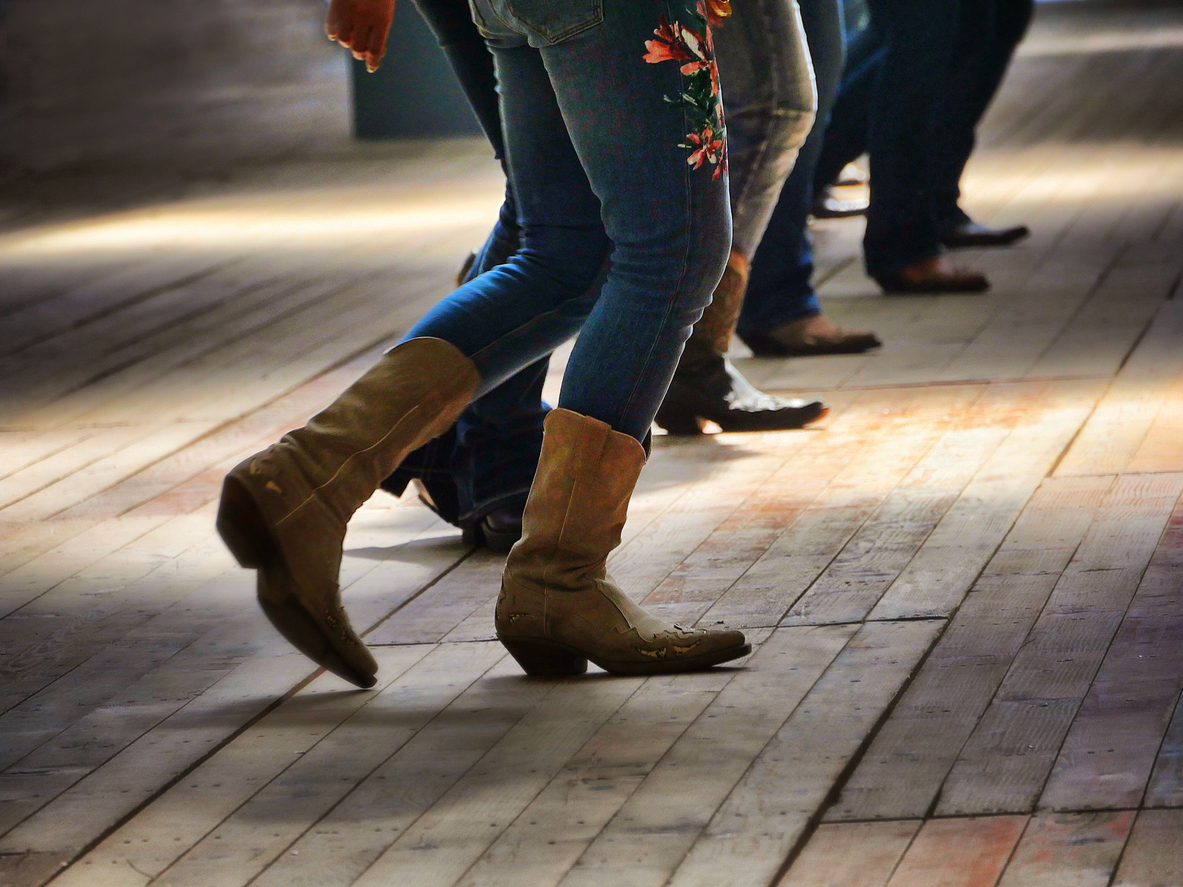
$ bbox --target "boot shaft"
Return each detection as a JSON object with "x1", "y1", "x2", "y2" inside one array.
[
  {"x1": 508, "y1": 408, "x2": 646, "y2": 592},
  {"x1": 685, "y1": 249, "x2": 750, "y2": 360},
  {"x1": 280, "y1": 337, "x2": 479, "y2": 525}
]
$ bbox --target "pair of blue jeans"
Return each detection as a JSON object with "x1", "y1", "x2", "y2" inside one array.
[
  {"x1": 862, "y1": 0, "x2": 1034, "y2": 280},
  {"x1": 928, "y1": 0, "x2": 1034, "y2": 231},
  {"x1": 402, "y1": 0, "x2": 731, "y2": 443},
  {"x1": 738, "y1": 0, "x2": 846, "y2": 336},
  {"x1": 714, "y1": 0, "x2": 817, "y2": 260},
  {"x1": 811, "y1": 1, "x2": 885, "y2": 194},
  {"x1": 399, "y1": 0, "x2": 813, "y2": 525}
]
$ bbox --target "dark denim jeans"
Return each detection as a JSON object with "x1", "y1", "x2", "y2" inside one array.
[
  {"x1": 739, "y1": 0, "x2": 846, "y2": 335},
  {"x1": 862, "y1": 0, "x2": 1034, "y2": 279},
  {"x1": 403, "y1": 0, "x2": 731, "y2": 444},
  {"x1": 812, "y1": 6, "x2": 885, "y2": 193},
  {"x1": 930, "y1": 0, "x2": 1034, "y2": 229},
  {"x1": 815, "y1": 0, "x2": 1031, "y2": 228}
]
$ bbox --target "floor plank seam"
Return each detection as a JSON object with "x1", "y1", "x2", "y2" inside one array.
[
  {"x1": 27, "y1": 668, "x2": 323, "y2": 886},
  {"x1": 1104, "y1": 815, "x2": 1141, "y2": 887},
  {"x1": 359, "y1": 546, "x2": 479, "y2": 645},
  {"x1": 767, "y1": 618, "x2": 953, "y2": 887},
  {"x1": 1025, "y1": 484, "x2": 1183, "y2": 817},
  {"x1": 158, "y1": 647, "x2": 511, "y2": 887}
]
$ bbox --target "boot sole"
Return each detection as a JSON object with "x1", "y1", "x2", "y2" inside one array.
[
  {"x1": 217, "y1": 472, "x2": 378, "y2": 689},
  {"x1": 498, "y1": 634, "x2": 752, "y2": 677}
]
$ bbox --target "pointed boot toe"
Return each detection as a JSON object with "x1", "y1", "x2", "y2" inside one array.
[
  {"x1": 219, "y1": 454, "x2": 378, "y2": 688},
  {"x1": 496, "y1": 409, "x2": 750, "y2": 676},
  {"x1": 257, "y1": 557, "x2": 378, "y2": 688}
]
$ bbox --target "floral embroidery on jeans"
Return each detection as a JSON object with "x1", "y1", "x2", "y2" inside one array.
[{"x1": 643, "y1": 1, "x2": 729, "y2": 179}]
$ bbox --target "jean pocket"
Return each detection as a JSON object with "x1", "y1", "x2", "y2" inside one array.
[{"x1": 502, "y1": 0, "x2": 603, "y2": 45}]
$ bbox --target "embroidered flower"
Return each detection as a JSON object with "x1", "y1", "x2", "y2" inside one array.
[
  {"x1": 684, "y1": 125, "x2": 726, "y2": 178},
  {"x1": 643, "y1": 14, "x2": 709, "y2": 76},
  {"x1": 703, "y1": 0, "x2": 732, "y2": 26},
  {"x1": 642, "y1": 2, "x2": 727, "y2": 179}
]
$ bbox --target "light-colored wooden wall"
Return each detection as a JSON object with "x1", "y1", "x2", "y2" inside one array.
[{"x1": 0, "y1": 0, "x2": 351, "y2": 176}]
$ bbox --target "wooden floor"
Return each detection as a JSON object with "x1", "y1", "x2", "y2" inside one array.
[{"x1": 3, "y1": 2, "x2": 1183, "y2": 885}]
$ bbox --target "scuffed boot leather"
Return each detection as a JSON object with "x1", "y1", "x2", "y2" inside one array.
[
  {"x1": 496, "y1": 408, "x2": 750, "y2": 676},
  {"x1": 217, "y1": 338, "x2": 480, "y2": 687}
]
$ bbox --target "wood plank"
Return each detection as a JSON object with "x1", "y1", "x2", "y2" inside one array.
[
  {"x1": 787, "y1": 379, "x2": 1092, "y2": 626},
  {"x1": 776, "y1": 820, "x2": 921, "y2": 887},
  {"x1": 869, "y1": 377, "x2": 1103, "y2": 620},
  {"x1": 828, "y1": 475, "x2": 1113, "y2": 821},
  {"x1": 54, "y1": 642, "x2": 504, "y2": 887},
  {"x1": 659, "y1": 621, "x2": 943, "y2": 887},
  {"x1": 416, "y1": 668, "x2": 739, "y2": 887},
  {"x1": 1112, "y1": 809, "x2": 1183, "y2": 887},
  {"x1": 1039, "y1": 498, "x2": 1183, "y2": 811},
  {"x1": 1055, "y1": 298, "x2": 1183, "y2": 478},
  {"x1": 301, "y1": 669, "x2": 648, "y2": 887},
  {"x1": 0, "y1": 344, "x2": 390, "y2": 612},
  {"x1": 930, "y1": 246, "x2": 1118, "y2": 384},
  {"x1": 883, "y1": 816, "x2": 1027, "y2": 887},
  {"x1": 1127, "y1": 307, "x2": 1183, "y2": 474},
  {"x1": 1027, "y1": 252, "x2": 1179, "y2": 382},
  {"x1": 549, "y1": 625, "x2": 853, "y2": 887},
  {"x1": 12, "y1": 269, "x2": 386, "y2": 432},
  {"x1": 996, "y1": 811, "x2": 1135, "y2": 887},
  {"x1": 780, "y1": 422, "x2": 1011, "y2": 626},
  {"x1": 633, "y1": 394, "x2": 879, "y2": 629},
  {"x1": 703, "y1": 386, "x2": 983, "y2": 629},
  {"x1": 935, "y1": 474, "x2": 1183, "y2": 816},
  {"x1": 0, "y1": 256, "x2": 235, "y2": 359},
  {"x1": 0, "y1": 512, "x2": 466, "y2": 865},
  {"x1": 0, "y1": 500, "x2": 450, "y2": 766},
  {"x1": 230, "y1": 655, "x2": 633, "y2": 887}
]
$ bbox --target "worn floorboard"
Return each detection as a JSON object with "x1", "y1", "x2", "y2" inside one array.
[{"x1": 3, "y1": 2, "x2": 1182, "y2": 885}]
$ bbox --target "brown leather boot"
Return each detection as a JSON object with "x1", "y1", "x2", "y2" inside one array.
[
  {"x1": 738, "y1": 313, "x2": 882, "y2": 357},
  {"x1": 496, "y1": 408, "x2": 750, "y2": 676},
  {"x1": 217, "y1": 338, "x2": 480, "y2": 688},
  {"x1": 657, "y1": 250, "x2": 828, "y2": 434},
  {"x1": 879, "y1": 255, "x2": 989, "y2": 294}
]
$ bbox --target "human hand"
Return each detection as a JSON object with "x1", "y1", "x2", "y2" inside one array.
[{"x1": 326, "y1": 0, "x2": 396, "y2": 73}]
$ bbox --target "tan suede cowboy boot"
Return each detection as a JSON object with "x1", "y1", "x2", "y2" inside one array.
[
  {"x1": 496, "y1": 408, "x2": 750, "y2": 676},
  {"x1": 217, "y1": 338, "x2": 480, "y2": 688}
]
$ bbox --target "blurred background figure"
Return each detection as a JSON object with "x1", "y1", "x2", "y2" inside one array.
[
  {"x1": 861, "y1": 0, "x2": 1035, "y2": 292},
  {"x1": 737, "y1": 0, "x2": 884, "y2": 357}
]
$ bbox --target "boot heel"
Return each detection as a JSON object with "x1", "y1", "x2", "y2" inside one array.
[
  {"x1": 654, "y1": 400, "x2": 703, "y2": 436},
  {"x1": 216, "y1": 475, "x2": 278, "y2": 568},
  {"x1": 499, "y1": 637, "x2": 588, "y2": 677}
]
